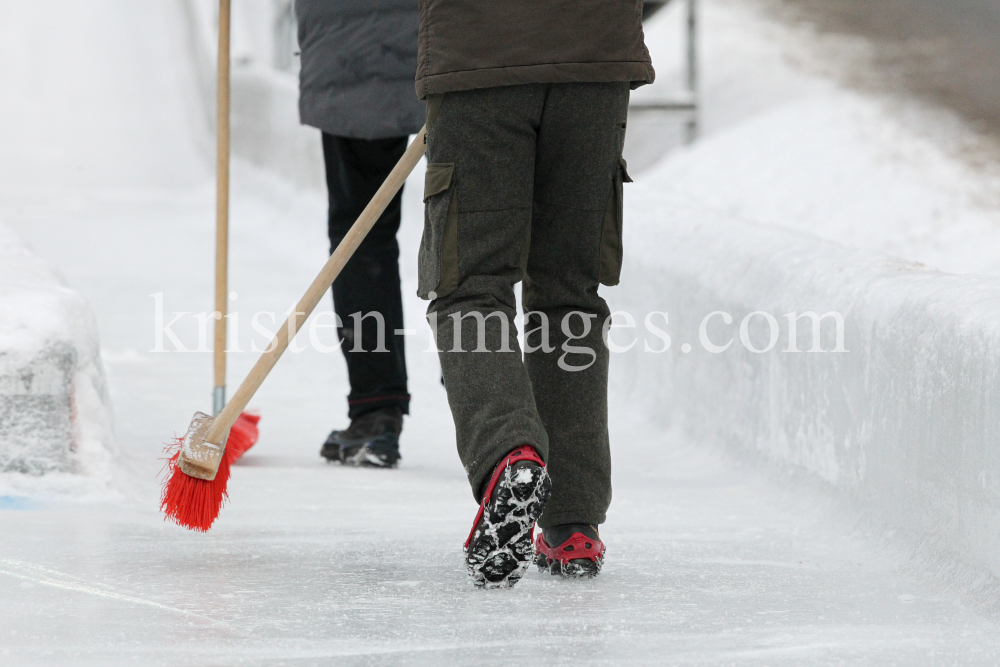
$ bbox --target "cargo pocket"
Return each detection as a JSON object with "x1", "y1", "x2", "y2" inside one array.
[
  {"x1": 598, "y1": 158, "x2": 632, "y2": 287},
  {"x1": 417, "y1": 162, "x2": 460, "y2": 300}
]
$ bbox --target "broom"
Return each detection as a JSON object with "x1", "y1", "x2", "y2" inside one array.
[
  {"x1": 160, "y1": 10, "x2": 428, "y2": 531},
  {"x1": 160, "y1": 0, "x2": 261, "y2": 531},
  {"x1": 160, "y1": 128, "x2": 425, "y2": 529}
]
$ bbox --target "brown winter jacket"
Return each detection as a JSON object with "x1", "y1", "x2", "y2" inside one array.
[{"x1": 415, "y1": 0, "x2": 655, "y2": 99}]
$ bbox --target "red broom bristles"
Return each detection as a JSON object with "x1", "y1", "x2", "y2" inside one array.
[{"x1": 159, "y1": 411, "x2": 260, "y2": 532}]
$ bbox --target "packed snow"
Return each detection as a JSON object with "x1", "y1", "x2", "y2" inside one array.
[
  {"x1": 0, "y1": 193, "x2": 113, "y2": 492},
  {"x1": 635, "y1": 0, "x2": 1000, "y2": 275},
  {"x1": 3, "y1": 0, "x2": 1000, "y2": 664}
]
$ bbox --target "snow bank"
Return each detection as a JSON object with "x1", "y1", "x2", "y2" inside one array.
[
  {"x1": 652, "y1": 82, "x2": 1000, "y2": 278},
  {"x1": 614, "y1": 150, "x2": 1000, "y2": 585},
  {"x1": 635, "y1": 0, "x2": 1000, "y2": 276},
  {"x1": 595, "y1": 0, "x2": 1000, "y2": 588},
  {"x1": 178, "y1": 0, "x2": 325, "y2": 189},
  {"x1": 0, "y1": 223, "x2": 115, "y2": 492}
]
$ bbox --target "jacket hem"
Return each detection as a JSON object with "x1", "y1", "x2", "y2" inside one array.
[
  {"x1": 415, "y1": 61, "x2": 655, "y2": 99},
  {"x1": 299, "y1": 88, "x2": 425, "y2": 140}
]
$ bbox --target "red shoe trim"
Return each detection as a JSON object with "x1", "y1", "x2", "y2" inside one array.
[
  {"x1": 534, "y1": 531, "x2": 606, "y2": 563},
  {"x1": 464, "y1": 446, "x2": 545, "y2": 550}
]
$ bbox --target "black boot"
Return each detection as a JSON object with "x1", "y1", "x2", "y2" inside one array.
[
  {"x1": 534, "y1": 523, "x2": 605, "y2": 578},
  {"x1": 320, "y1": 407, "x2": 402, "y2": 468}
]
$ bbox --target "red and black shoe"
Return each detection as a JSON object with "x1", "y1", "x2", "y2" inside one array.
[
  {"x1": 464, "y1": 446, "x2": 552, "y2": 589},
  {"x1": 534, "y1": 524, "x2": 606, "y2": 578}
]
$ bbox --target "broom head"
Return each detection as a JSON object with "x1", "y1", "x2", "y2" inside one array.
[{"x1": 160, "y1": 410, "x2": 260, "y2": 532}]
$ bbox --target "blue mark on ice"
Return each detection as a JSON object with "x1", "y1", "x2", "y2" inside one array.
[{"x1": 0, "y1": 496, "x2": 36, "y2": 510}]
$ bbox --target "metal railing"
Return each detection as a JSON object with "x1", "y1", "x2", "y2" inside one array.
[
  {"x1": 265, "y1": 0, "x2": 698, "y2": 139},
  {"x1": 630, "y1": 0, "x2": 699, "y2": 143}
]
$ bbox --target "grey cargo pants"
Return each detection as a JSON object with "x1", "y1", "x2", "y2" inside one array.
[{"x1": 419, "y1": 82, "x2": 631, "y2": 528}]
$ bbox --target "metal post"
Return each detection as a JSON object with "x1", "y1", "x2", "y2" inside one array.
[{"x1": 685, "y1": 0, "x2": 699, "y2": 144}]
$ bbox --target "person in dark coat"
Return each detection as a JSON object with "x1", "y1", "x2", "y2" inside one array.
[
  {"x1": 415, "y1": 0, "x2": 653, "y2": 587},
  {"x1": 296, "y1": 0, "x2": 424, "y2": 468}
]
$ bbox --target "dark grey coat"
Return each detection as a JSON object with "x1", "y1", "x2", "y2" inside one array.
[{"x1": 296, "y1": 0, "x2": 425, "y2": 140}]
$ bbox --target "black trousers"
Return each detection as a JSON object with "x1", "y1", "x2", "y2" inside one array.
[{"x1": 322, "y1": 133, "x2": 410, "y2": 419}]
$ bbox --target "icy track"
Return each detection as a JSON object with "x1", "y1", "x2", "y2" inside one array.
[{"x1": 4, "y1": 1, "x2": 1000, "y2": 665}]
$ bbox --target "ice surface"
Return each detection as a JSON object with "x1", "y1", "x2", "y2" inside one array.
[
  {"x1": 2, "y1": 0, "x2": 1000, "y2": 664},
  {"x1": 6, "y1": 421, "x2": 1000, "y2": 666}
]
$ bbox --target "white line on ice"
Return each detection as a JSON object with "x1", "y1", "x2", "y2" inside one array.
[{"x1": 0, "y1": 559, "x2": 225, "y2": 627}]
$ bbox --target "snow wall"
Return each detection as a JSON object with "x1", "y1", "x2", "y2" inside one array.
[
  {"x1": 179, "y1": 0, "x2": 324, "y2": 189},
  {"x1": 173, "y1": 0, "x2": 1000, "y2": 592},
  {"x1": 614, "y1": 188, "x2": 1000, "y2": 586},
  {"x1": 0, "y1": 224, "x2": 114, "y2": 484}
]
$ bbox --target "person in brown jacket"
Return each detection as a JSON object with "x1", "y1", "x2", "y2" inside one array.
[{"x1": 415, "y1": 0, "x2": 654, "y2": 588}]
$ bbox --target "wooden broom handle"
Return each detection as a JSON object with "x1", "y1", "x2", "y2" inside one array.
[
  {"x1": 213, "y1": 0, "x2": 232, "y2": 395},
  {"x1": 206, "y1": 128, "x2": 428, "y2": 444}
]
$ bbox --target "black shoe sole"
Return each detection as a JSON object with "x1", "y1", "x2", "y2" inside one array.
[
  {"x1": 534, "y1": 551, "x2": 604, "y2": 579},
  {"x1": 465, "y1": 464, "x2": 552, "y2": 590},
  {"x1": 320, "y1": 433, "x2": 400, "y2": 468},
  {"x1": 340, "y1": 442, "x2": 400, "y2": 468}
]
